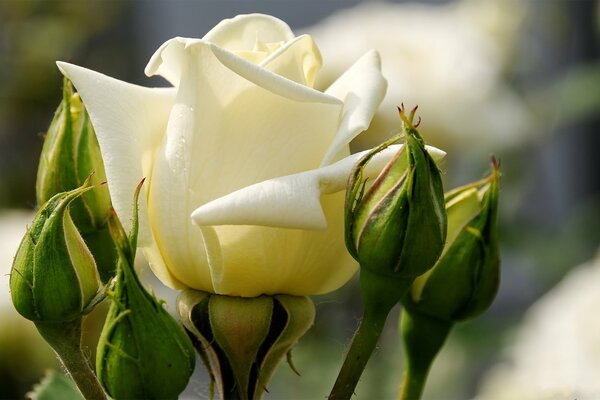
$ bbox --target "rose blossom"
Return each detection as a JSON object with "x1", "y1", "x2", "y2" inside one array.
[{"x1": 58, "y1": 14, "x2": 442, "y2": 297}]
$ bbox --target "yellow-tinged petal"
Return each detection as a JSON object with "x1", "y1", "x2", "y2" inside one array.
[
  {"x1": 445, "y1": 188, "x2": 482, "y2": 251},
  {"x1": 146, "y1": 39, "x2": 344, "y2": 292},
  {"x1": 202, "y1": 191, "x2": 355, "y2": 297},
  {"x1": 259, "y1": 35, "x2": 322, "y2": 87}
]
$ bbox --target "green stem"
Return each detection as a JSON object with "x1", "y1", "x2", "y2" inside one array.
[
  {"x1": 398, "y1": 363, "x2": 428, "y2": 400},
  {"x1": 329, "y1": 269, "x2": 413, "y2": 400},
  {"x1": 35, "y1": 318, "x2": 107, "y2": 400},
  {"x1": 397, "y1": 311, "x2": 452, "y2": 400},
  {"x1": 328, "y1": 304, "x2": 388, "y2": 400}
]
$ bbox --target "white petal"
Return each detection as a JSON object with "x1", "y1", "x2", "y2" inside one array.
[
  {"x1": 56, "y1": 62, "x2": 175, "y2": 246},
  {"x1": 145, "y1": 37, "x2": 202, "y2": 86},
  {"x1": 259, "y1": 34, "x2": 322, "y2": 87},
  {"x1": 203, "y1": 14, "x2": 295, "y2": 51},
  {"x1": 142, "y1": 243, "x2": 186, "y2": 289},
  {"x1": 209, "y1": 43, "x2": 339, "y2": 104},
  {"x1": 321, "y1": 50, "x2": 387, "y2": 165},
  {"x1": 191, "y1": 144, "x2": 444, "y2": 230},
  {"x1": 146, "y1": 37, "x2": 340, "y2": 105}
]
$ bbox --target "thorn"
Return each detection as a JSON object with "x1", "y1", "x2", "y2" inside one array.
[
  {"x1": 414, "y1": 116, "x2": 422, "y2": 128},
  {"x1": 286, "y1": 351, "x2": 301, "y2": 376}
]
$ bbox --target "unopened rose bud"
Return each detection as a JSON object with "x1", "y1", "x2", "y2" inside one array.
[
  {"x1": 330, "y1": 107, "x2": 447, "y2": 400},
  {"x1": 96, "y1": 184, "x2": 195, "y2": 400},
  {"x1": 178, "y1": 291, "x2": 315, "y2": 400},
  {"x1": 397, "y1": 160, "x2": 501, "y2": 400},
  {"x1": 37, "y1": 78, "x2": 111, "y2": 231},
  {"x1": 346, "y1": 105, "x2": 447, "y2": 281},
  {"x1": 404, "y1": 158, "x2": 501, "y2": 321},
  {"x1": 10, "y1": 180, "x2": 101, "y2": 322},
  {"x1": 36, "y1": 78, "x2": 115, "y2": 282}
]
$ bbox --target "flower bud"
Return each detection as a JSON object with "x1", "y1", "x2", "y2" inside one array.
[
  {"x1": 36, "y1": 78, "x2": 115, "y2": 282},
  {"x1": 96, "y1": 183, "x2": 195, "y2": 400},
  {"x1": 37, "y1": 78, "x2": 111, "y2": 232},
  {"x1": 10, "y1": 180, "x2": 101, "y2": 322},
  {"x1": 345, "y1": 105, "x2": 447, "y2": 280},
  {"x1": 404, "y1": 158, "x2": 501, "y2": 322},
  {"x1": 178, "y1": 291, "x2": 315, "y2": 400}
]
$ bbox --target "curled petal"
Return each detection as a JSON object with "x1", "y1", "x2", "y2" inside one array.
[
  {"x1": 321, "y1": 50, "x2": 387, "y2": 165},
  {"x1": 259, "y1": 35, "x2": 322, "y2": 87},
  {"x1": 203, "y1": 14, "x2": 295, "y2": 52},
  {"x1": 191, "y1": 145, "x2": 445, "y2": 230}
]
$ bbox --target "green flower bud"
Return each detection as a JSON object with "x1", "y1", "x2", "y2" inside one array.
[
  {"x1": 36, "y1": 78, "x2": 115, "y2": 282},
  {"x1": 96, "y1": 183, "x2": 195, "y2": 400},
  {"x1": 178, "y1": 291, "x2": 315, "y2": 400},
  {"x1": 346, "y1": 105, "x2": 447, "y2": 280},
  {"x1": 405, "y1": 158, "x2": 501, "y2": 322},
  {"x1": 10, "y1": 180, "x2": 101, "y2": 322},
  {"x1": 37, "y1": 78, "x2": 111, "y2": 231}
]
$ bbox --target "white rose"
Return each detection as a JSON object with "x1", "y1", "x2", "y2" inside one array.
[{"x1": 56, "y1": 14, "x2": 403, "y2": 297}]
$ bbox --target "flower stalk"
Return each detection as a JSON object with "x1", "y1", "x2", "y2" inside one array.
[
  {"x1": 397, "y1": 312, "x2": 451, "y2": 400},
  {"x1": 330, "y1": 270, "x2": 414, "y2": 400},
  {"x1": 35, "y1": 318, "x2": 106, "y2": 400}
]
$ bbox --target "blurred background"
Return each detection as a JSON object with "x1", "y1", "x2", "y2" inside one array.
[{"x1": 1, "y1": 0, "x2": 599, "y2": 399}]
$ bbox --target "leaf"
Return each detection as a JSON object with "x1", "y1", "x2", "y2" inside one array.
[{"x1": 26, "y1": 370, "x2": 83, "y2": 400}]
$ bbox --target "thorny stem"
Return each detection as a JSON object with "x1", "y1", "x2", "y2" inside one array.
[{"x1": 35, "y1": 318, "x2": 106, "y2": 400}]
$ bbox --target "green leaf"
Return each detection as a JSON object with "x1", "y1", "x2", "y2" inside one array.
[{"x1": 27, "y1": 370, "x2": 83, "y2": 400}]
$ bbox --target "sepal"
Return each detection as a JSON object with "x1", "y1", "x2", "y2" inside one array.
[
  {"x1": 405, "y1": 158, "x2": 501, "y2": 322},
  {"x1": 178, "y1": 291, "x2": 315, "y2": 400}
]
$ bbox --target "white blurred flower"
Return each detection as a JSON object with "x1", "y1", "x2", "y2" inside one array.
[
  {"x1": 0, "y1": 210, "x2": 56, "y2": 386},
  {"x1": 0, "y1": 210, "x2": 34, "y2": 314},
  {"x1": 305, "y1": 0, "x2": 532, "y2": 152},
  {"x1": 476, "y1": 254, "x2": 600, "y2": 400}
]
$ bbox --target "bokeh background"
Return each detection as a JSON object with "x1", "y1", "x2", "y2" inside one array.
[{"x1": 1, "y1": 0, "x2": 599, "y2": 399}]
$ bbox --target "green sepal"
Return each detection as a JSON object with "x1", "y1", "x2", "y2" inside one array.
[
  {"x1": 253, "y1": 295, "x2": 315, "y2": 399},
  {"x1": 209, "y1": 296, "x2": 273, "y2": 400},
  {"x1": 345, "y1": 134, "x2": 405, "y2": 260},
  {"x1": 177, "y1": 290, "x2": 222, "y2": 399},
  {"x1": 178, "y1": 291, "x2": 316, "y2": 400},
  {"x1": 404, "y1": 160, "x2": 500, "y2": 322}
]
